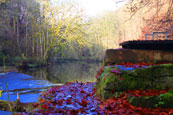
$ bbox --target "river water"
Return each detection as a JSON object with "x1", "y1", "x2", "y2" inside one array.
[{"x1": 0, "y1": 61, "x2": 103, "y2": 103}]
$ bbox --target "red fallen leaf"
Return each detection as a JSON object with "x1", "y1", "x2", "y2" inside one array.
[
  {"x1": 65, "y1": 82, "x2": 73, "y2": 86},
  {"x1": 41, "y1": 104, "x2": 48, "y2": 109},
  {"x1": 57, "y1": 99, "x2": 63, "y2": 106},
  {"x1": 100, "y1": 68, "x2": 104, "y2": 73},
  {"x1": 87, "y1": 92, "x2": 92, "y2": 96},
  {"x1": 120, "y1": 77, "x2": 124, "y2": 80},
  {"x1": 96, "y1": 74, "x2": 99, "y2": 79},
  {"x1": 160, "y1": 112, "x2": 168, "y2": 115},
  {"x1": 169, "y1": 109, "x2": 173, "y2": 114},
  {"x1": 92, "y1": 88, "x2": 96, "y2": 93},
  {"x1": 160, "y1": 90, "x2": 167, "y2": 94},
  {"x1": 66, "y1": 99, "x2": 72, "y2": 104},
  {"x1": 96, "y1": 68, "x2": 104, "y2": 78},
  {"x1": 46, "y1": 110, "x2": 52, "y2": 115},
  {"x1": 80, "y1": 90, "x2": 85, "y2": 93},
  {"x1": 33, "y1": 103, "x2": 39, "y2": 108},
  {"x1": 40, "y1": 99, "x2": 45, "y2": 103},
  {"x1": 100, "y1": 104, "x2": 104, "y2": 109},
  {"x1": 52, "y1": 103, "x2": 56, "y2": 106},
  {"x1": 128, "y1": 105, "x2": 135, "y2": 110},
  {"x1": 150, "y1": 111, "x2": 159, "y2": 115},
  {"x1": 69, "y1": 110, "x2": 79, "y2": 115},
  {"x1": 48, "y1": 101, "x2": 51, "y2": 104},
  {"x1": 20, "y1": 82, "x2": 173, "y2": 115},
  {"x1": 135, "y1": 107, "x2": 142, "y2": 111},
  {"x1": 122, "y1": 94, "x2": 127, "y2": 99},
  {"x1": 83, "y1": 95, "x2": 87, "y2": 99},
  {"x1": 48, "y1": 88, "x2": 55, "y2": 94},
  {"x1": 118, "y1": 109, "x2": 126, "y2": 114},
  {"x1": 112, "y1": 89, "x2": 114, "y2": 93},
  {"x1": 120, "y1": 92, "x2": 126, "y2": 97},
  {"x1": 126, "y1": 89, "x2": 167, "y2": 97},
  {"x1": 79, "y1": 99, "x2": 88, "y2": 107},
  {"x1": 123, "y1": 100, "x2": 129, "y2": 105}
]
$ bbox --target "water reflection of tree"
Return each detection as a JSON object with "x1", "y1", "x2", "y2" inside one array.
[{"x1": 45, "y1": 62, "x2": 102, "y2": 83}]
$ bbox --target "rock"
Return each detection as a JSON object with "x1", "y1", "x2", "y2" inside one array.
[
  {"x1": 95, "y1": 64, "x2": 173, "y2": 99},
  {"x1": 128, "y1": 90, "x2": 173, "y2": 108}
]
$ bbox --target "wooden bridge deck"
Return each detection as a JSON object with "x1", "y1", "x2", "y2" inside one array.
[{"x1": 120, "y1": 40, "x2": 173, "y2": 50}]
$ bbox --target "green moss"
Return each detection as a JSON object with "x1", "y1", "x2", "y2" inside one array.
[
  {"x1": 130, "y1": 64, "x2": 173, "y2": 79},
  {"x1": 121, "y1": 64, "x2": 173, "y2": 90},
  {"x1": 95, "y1": 64, "x2": 173, "y2": 99},
  {"x1": 128, "y1": 96, "x2": 157, "y2": 108},
  {"x1": 95, "y1": 66, "x2": 126, "y2": 99},
  {"x1": 94, "y1": 71, "x2": 125, "y2": 99},
  {"x1": 128, "y1": 92, "x2": 173, "y2": 108}
]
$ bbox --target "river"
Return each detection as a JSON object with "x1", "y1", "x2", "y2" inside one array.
[{"x1": 0, "y1": 61, "x2": 103, "y2": 103}]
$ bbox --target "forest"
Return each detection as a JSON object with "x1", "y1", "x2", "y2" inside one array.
[
  {"x1": 0, "y1": 0, "x2": 172, "y2": 66},
  {"x1": 0, "y1": 0, "x2": 121, "y2": 67},
  {"x1": 0, "y1": 0, "x2": 173, "y2": 114}
]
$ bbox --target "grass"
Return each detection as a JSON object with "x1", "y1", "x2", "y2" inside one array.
[{"x1": 3, "y1": 56, "x2": 13, "y2": 114}]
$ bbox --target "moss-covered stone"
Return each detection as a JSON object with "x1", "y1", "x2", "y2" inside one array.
[
  {"x1": 129, "y1": 64, "x2": 173, "y2": 79},
  {"x1": 95, "y1": 67, "x2": 122, "y2": 99},
  {"x1": 128, "y1": 91, "x2": 173, "y2": 108},
  {"x1": 95, "y1": 64, "x2": 173, "y2": 99}
]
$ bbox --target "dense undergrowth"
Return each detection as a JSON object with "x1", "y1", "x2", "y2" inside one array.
[{"x1": 0, "y1": 51, "x2": 45, "y2": 69}]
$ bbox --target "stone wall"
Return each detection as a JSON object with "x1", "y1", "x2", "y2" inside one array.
[{"x1": 106, "y1": 49, "x2": 173, "y2": 63}]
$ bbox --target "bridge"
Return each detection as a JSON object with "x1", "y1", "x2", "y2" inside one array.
[{"x1": 120, "y1": 30, "x2": 173, "y2": 50}]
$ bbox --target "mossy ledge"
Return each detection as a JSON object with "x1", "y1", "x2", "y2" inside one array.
[
  {"x1": 95, "y1": 64, "x2": 173, "y2": 99},
  {"x1": 128, "y1": 90, "x2": 173, "y2": 108}
]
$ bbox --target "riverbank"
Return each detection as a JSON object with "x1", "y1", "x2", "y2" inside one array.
[
  {"x1": 1, "y1": 63, "x2": 173, "y2": 114},
  {"x1": 0, "y1": 55, "x2": 103, "y2": 71},
  {"x1": 0, "y1": 66, "x2": 17, "y2": 73},
  {"x1": 0, "y1": 82, "x2": 103, "y2": 114},
  {"x1": 8, "y1": 81, "x2": 173, "y2": 115},
  {"x1": 0, "y1": 61, "x2": 102, "y2": 114},
  {"x1": 0, "y1": 100, "x2": 34, "y2": 113}
]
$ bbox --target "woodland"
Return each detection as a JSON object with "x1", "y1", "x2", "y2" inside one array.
[
  {"x1": 0, "y1": 0, "x2": 173, "y2": 114},
  {"x1": 0, "y1": 0, "x2": 117, "y2": 67},
  {"x1": 0, "y1": 0, "x2": 172, "y2": 66}
]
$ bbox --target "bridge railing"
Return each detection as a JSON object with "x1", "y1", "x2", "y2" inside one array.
[{"x1": 145, "y1": 32, "x2": 167, "y2": 40}]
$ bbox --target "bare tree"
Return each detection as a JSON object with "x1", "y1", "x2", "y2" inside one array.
[{"x1": 125, "y1": 0, "x2": 173, "y2": 39}]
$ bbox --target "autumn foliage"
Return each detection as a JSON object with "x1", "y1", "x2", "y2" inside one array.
[{"x1": 15, "y1": 62, "x2": 173, "y2": 115}]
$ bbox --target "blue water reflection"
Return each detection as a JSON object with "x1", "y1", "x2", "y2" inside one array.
[
  {"x1": 0, "y1": 72, "x2": 58, "y2": 102},
  {"x1": 0, "y1": 61, "x2": 103, "y2": 103}
]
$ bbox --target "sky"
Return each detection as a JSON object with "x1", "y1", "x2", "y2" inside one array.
[
  {"x1": 51, "y1": 0, "x2": 129, "y2": 17},
  {"x1": 77, "y1": 0, "x2": 129, "y2": 17}
]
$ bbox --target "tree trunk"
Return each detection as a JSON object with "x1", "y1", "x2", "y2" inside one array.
[
  {"x1": 16, "y1": 17, "x2": 21, "y2": 54},
  {"x1": 25, "y1": 23, "x2": 28, "y2": 57}
]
